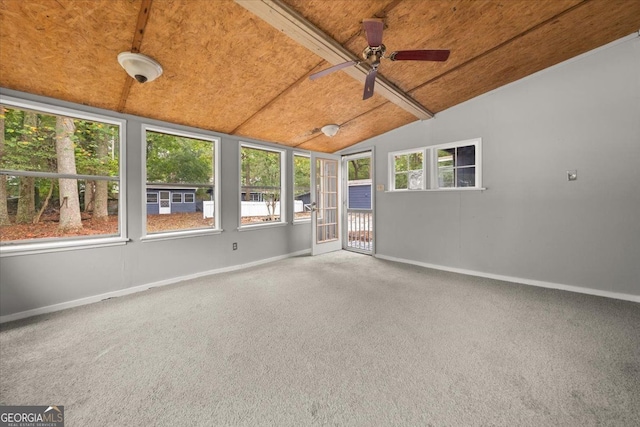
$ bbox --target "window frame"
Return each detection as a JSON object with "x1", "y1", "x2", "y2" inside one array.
[
  {"x1": 238, "y1": 142, "x2": 287, "y2": 230},
  {"x1": 141, "y1": 125, "x2": 221, "y2": 240},
  {"x1": 431, "y1": 138, "x2": 482, "y2": 190},
  {"x1": 388, "y1": 138, "x2": 483, "y2": 192},
  {"x1": 146, "y1": 192, "x2": 159, "y2": 204},
  {"x1": 388, "y1": 148, "x2": 427, "y2": 191},
  {"x1": 292, "y1": 151, "x2": 311, "y2": 224},
  {"x1": 0, "y1": 95, "x2": 128, "y2": 257},
  {"x1": 171, "y1": 192, "x2": 183, "y2": 204}
]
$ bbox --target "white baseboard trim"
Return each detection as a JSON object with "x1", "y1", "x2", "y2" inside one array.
[
  {"x1": 375, "y1": 254, "x2": 640, "y2": 303},
  {"x1": 0, "y1": 249, "x2": 311, "y2": 324}
]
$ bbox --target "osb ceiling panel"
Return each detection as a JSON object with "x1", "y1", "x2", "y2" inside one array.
[
  {"x1": 122, "y1": 0, "x2": 320, "y2": 134},
  {"x1": 1, "y1": 0, "x2": 639, "y2": 153},
  {"x1": 411, "y1": 0, "x2": 640, "y2": 113},
  {"x1": 233, "y1": 62, "x2": 394, "y2": 147},
  {"x1": 297, "y1": 102, "x2": 417, "y2": 153},
  {"x1": 0, "y1": 0, "x2": 139, "y2": 111},
  {"x1": 364, "y1": 0, "x2": 583, "y2": 94}
]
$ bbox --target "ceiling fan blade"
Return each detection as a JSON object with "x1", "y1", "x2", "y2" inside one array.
[
  {"x1": 389, "y1": 50, "x2": 450, "y2": 62},
  {"x1": 363, "y1": 68, "x2": 377, "y2": 100},
  {"x1": 363, "y1": 19, "x2": 383, "y2": 47},
  {"x1": 309, "y1": 61, "x2": 357, "y2": 80}
]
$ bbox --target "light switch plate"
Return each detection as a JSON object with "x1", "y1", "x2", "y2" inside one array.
[
  {"x1": 567, "y1": 170, "x2": 577, "y2": 181},
  {"x1": 376, "y1": 184, "x2": 385, "y2": 191}
]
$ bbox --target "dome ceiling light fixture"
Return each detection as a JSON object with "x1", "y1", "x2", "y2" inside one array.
[
  {"x1": 117, "y1": 52, "x2": 163, "y2": 83},
  {"x1": 321, "y1": 124, "x2": 340, "y2": 137}
]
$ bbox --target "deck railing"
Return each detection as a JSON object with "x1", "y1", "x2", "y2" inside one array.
[{"x1": 346, "y1": 209, "x2": 373, "y2": 252}]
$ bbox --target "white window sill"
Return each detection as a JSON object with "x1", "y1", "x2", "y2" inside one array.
[
  {"x1": 387, "y1": 187, "x2": 486, "y2": 193},
  {"x1": 292, "y1": 219, "x2": 311, "y2": 225},
  {"x1": 237, "y1": 221, "x2": 288, "y2": 232},
  {"x1": 141, "y1": 228, "x2": 223, "y2": 242},
  {"x1": 0, "y1": 236, "x2": 129, "y2": 257}
]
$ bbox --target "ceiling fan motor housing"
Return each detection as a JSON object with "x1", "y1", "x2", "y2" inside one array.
[{"x1": 362, "y1": 44, "x2": 386, "y2": 62}]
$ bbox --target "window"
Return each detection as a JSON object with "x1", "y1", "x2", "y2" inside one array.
[
  {"x1": 144, "y1": 127, "x2": 219, "y2": 235},
  {"x1": 293, "y1": 153, "x2": 311, "y2": 221},
  {"x1": 146, "y1": 192, "x2": 158, "y2": 204},
  {"x1": 240, "y1": 144, "x2": 285, "y2": 226},
  {"x1": 0, "y1": 97, "x2": 125, "y2": 253},
  {"x1": 389, "y1": 138, "x2": 482, "y2": 191}
]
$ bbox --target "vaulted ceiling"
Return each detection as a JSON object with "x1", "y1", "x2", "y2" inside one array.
[{"x1": 1, "y1": 0, "x2": 638, "y2": 153}]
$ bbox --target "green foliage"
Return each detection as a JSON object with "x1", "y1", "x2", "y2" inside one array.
[
  {"x1": 74, "y1": 120, "x2": 119, "y2": 177},
  {"x1": 348, "y1": 158, "x2": 370, "y2": 181},
  {"x1": 293, "y1": 155, "x2": 310, "y2": 196},
  {"x1": 394, "y1": 152, "x2": 422, "y2": 173},
  {"x1": 241, "y1": 146, "x2": 281, "y2": 189},
  {"x1": 1, "y1": 106, "x2": 121, "y2": 203},
  {"x1": 1, "y1": 107, "x2": 56, "y2": 173},
  {"x1": 146, "y1": 131, "x2": 213, "y2": 184}
]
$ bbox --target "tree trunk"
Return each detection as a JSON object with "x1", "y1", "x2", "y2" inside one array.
[
  {"x1": 244, "y1": 160, "x2": 251, "y2": 201},
  {"x1": 0, "y1": 113, "x2": 10, "y2": 225},
  {"x1": 93, "y1": 133, "x2": 109, "y2": 221},
  {"x1": 33, "y1": 180, "x2": 54, "y2": 224},
  {"x1": 56, "y1": 117, "x2": 82, "y2": 232},
  {"x1": 15, "y1": 112, "x2": 37, "y2": 223},
  {"x1": 0, "y1": 175, "x2": 9, "y2": 226},
  {"x1": 84, "y1": 180, "x2": 94, "y2": 213},
  {"x1": 16, "y1": 177, "x2": 36, "y2": 223}
]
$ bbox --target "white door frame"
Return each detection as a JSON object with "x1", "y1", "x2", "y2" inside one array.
[
  {"x1": 311, "y1": 153, "x2": 342, "y2": 255},
  {"x1": 342, "y1": 150, "x2": 375, "y2": 254}
]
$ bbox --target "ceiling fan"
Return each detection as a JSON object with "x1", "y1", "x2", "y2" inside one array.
[{"x1": 309, "y1": 19, "x2": 450, "y2": 100}]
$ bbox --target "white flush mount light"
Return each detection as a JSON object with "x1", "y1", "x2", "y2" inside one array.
[
  {"x1": 321, "y1": 124, "x2": 340, "y2": 137},
  {"x1": 117, "y1": 52, "x2": 163, "y2": 83}
]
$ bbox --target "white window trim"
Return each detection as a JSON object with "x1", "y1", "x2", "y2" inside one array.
[
  {"x1": 388, "y1": 138, "x2": 484, "y2": 192},
  {"x1": 239, "y1": 142, "x2": 287, "y2": 229},
  {"x1": 142, "y1": 125, "x2": 221, "y2": 237},
  {"x1": 292, "y1": 151, "x2": 311, "y2": 224},
  {"x1": 0, "y1": 94, "x2": 128, "y2": 257}
]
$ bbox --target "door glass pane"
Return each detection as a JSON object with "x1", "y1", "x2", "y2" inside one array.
[{"x1": 316, "y1": 158, "x2": 338, "y2": 243}]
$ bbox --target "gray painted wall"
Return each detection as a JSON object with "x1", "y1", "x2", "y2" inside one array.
[
  {"x1": 2, "y1": 34, "x2": 638, "y2": 318},
  {"x1": 0, "y1": 90, "x2": 312, "y2": 317},
  {"x1": 342, "y1": 35, "x2": 640, "y2": 297}
]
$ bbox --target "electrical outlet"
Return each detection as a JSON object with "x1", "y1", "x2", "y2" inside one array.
[{"x1": 232, "y1": 242, "x2": 238, "y2": 250}]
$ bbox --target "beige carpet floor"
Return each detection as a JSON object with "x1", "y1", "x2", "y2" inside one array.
[{"x1": 1, "y1": 251, "x2": 639, "y2": 426}]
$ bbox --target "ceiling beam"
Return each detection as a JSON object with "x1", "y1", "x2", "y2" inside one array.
[
  {"x1": 234, "y1": 0, "x2": 434, "y2": 120},
  {"x1": 117, "y1": 0, "x2": 153, "y2": 112}
]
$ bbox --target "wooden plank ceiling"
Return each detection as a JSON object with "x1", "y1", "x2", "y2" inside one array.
[{"x1": 1, "y1": 0, "x2": 639, "y2": 153}]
